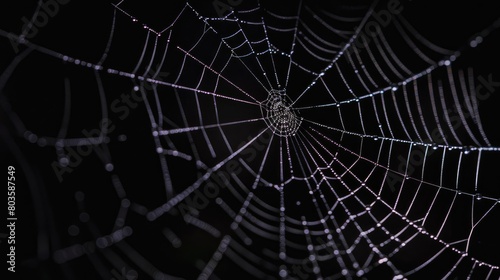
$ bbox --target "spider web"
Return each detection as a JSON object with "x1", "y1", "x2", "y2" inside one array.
[{"x1": 1, "y1": 0, "x2": 500, "y2": 279}]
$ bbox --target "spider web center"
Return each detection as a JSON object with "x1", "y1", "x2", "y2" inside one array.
[{"x1": 261, "y1": 89, "x2": 302, "y2": 137}]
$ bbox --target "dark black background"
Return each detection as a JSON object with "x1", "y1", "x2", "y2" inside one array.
[{"x1": 1, "y1": 1, "x2": 499, "y2": 279}]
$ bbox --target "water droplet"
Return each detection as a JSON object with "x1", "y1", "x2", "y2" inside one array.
[
  {"x1": 105, "y1": 163, "x2": 114, "y2": 172},
  {"x1": 463, "y1": 146, "x2": 472, "y2": 155},
  {"x1": 27, "y1": 133, "x2": 38, "y2": 143},
  {"x1": 278, "y1": 252, "x2": 287, "y2": 261},
  {"x1": 476, "y1": 193, "x2": 483, "y2": 200},
  {"x1": 59, "y1": 156, "x2": 69, "y2": 167}
]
